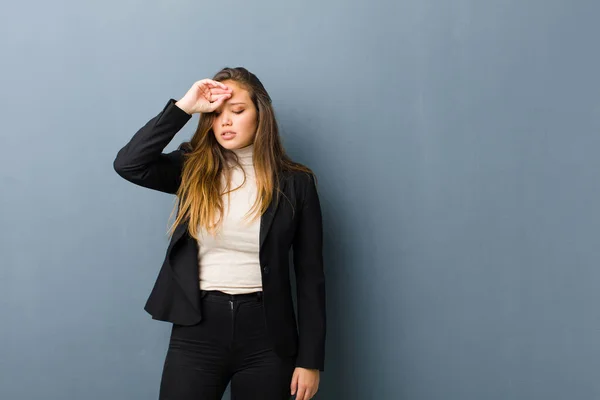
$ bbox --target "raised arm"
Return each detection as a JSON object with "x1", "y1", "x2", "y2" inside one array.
[
  {"x1": 113, "y1": 99, "x2": 192, "y2": 194},
  {"x1": 113, "y1": 79, "x2": 232, "y2": 194}
]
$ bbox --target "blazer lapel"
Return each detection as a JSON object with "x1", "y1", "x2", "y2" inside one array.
[{"x1": 259, "y1": 175, "x2": 286, "y2": 249}]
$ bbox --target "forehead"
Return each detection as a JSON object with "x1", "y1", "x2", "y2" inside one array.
[{"x1": 221, "y1": 80, "x2": 251, "y2": 103}]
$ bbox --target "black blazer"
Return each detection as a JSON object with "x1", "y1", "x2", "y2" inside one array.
[{"x1": 113, "y1": 99, "x2": 326, "y2": 371}]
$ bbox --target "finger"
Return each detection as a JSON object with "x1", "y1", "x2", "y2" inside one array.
[
  {"x1": 217, "y1": 81, "x2": 230, "y2": 90},
  {"x1": 204, "y1": 79, "x2": 229, "y2": 90},
  {"x1": 209, "y1": 88, "x2": 232, "y2": 95},
  {"x1": 211, "y1": 93, "x2": 231, "y2": 103},
  {"x1": 296, "y1": 386, "x2": 307, "y2": 400},
  {"x1": 195, "y1": 79, "x2": 211, "y2": 89},
  {"x1": 195, "y1": 79, "x2": 226, "y2": 92},
  {"x1": 290, "y1": 374, "x2": 298, "y2": 395},
  {"x1": 209, "y1": 91, "x2": 231, "y2": 101},
  {"x1": 203, "y1": 95, "x2": 228, "y2": 113},
  {"x1": 208, "y1": 84, "x2": 231, "y2": 92}
]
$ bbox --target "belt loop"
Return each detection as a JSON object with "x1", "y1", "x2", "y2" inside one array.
[{"x1": 257, "y1": 291, "x2": 263, "y2": 301}]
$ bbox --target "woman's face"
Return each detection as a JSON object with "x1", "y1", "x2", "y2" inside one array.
[{"x1": 212, "y1": 80, "x2": 258, "y2": 150}]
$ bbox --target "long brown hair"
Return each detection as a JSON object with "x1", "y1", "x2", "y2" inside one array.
[{"x1": 168, "y1": 67, "x2": 314, "y2": 239}]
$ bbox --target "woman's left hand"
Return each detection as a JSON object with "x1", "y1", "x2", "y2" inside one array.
[{"x1": 290, "y1": 367, "x2": 320, "y2": 399}]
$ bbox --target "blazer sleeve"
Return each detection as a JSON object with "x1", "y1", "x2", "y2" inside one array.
[
  {"x1": 113, "y1": 98, "x2": 192, "y2": 194},
  {"x1": 292, "y1": 172, "x2": 327, "y2": 371}
]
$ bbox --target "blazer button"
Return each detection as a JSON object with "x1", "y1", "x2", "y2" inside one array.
[{"x1": 262, "y1": 265, "x2": 270, "y2": 274}]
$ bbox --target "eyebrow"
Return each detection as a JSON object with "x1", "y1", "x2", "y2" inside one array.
[{"x1": 227, "y1": 102, "x2": 246, "y2": 105}]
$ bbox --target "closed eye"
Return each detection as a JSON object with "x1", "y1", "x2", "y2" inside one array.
[{"x1": 214, "y1": 110, "x2": 244, "y2": 115}]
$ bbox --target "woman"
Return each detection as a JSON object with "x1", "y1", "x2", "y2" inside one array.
[{"x1": 113, "y1": 67, "x2": 326, "y2": 400}]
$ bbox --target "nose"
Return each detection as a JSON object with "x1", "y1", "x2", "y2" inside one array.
[{"x1": 221, "y1": 115, "x2": 232, "y2": 126}]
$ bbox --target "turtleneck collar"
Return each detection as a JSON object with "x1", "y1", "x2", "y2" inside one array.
[{"x1": 231, "y1": 143, "x2": 254, "y2": 167}]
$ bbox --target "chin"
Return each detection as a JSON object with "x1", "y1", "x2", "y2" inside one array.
[
  {"x1": 218, "y1": 139, "x2": 251, "y2": 151},
  {"x1": 219, "y1": 141, "x2": 240, "y2": 150}
]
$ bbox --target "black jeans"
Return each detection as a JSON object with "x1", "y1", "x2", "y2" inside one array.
[{"x1": 159, "y1": 290, "x2": 296, "y2": 400}]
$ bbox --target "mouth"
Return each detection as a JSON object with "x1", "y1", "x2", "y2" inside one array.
[{"x1": 221, "y1": 131, "x2": 237, "y2": 140}]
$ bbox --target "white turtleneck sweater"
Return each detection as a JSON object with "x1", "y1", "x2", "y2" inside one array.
[{"x1": 196, "y1": 143, "x2": 263, "y2": 294}]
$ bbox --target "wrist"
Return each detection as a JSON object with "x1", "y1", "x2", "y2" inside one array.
[{"x1": 175, "y1": 99, "x2": 193, "y2": 115}]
